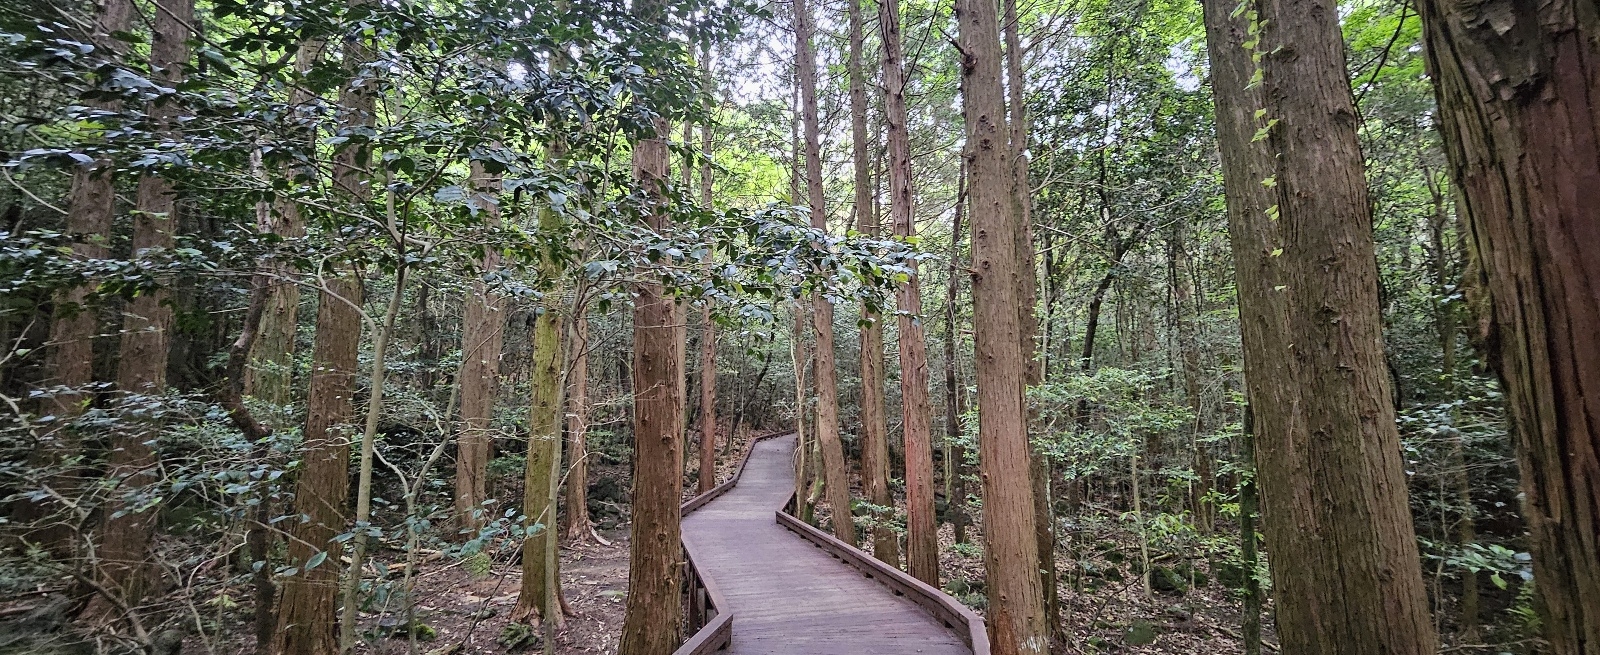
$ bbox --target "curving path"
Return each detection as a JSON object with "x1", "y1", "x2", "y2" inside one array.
[{"x1": 681, "y1": 433, "x2": 972, "y2": 655}]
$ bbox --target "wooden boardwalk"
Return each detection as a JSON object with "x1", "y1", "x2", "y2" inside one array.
[{"x1": 681, "y1": 433, "x2": 973, "y2": 655}]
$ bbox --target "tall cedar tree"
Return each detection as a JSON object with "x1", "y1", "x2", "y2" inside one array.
[
  {"x1": 849, "y1": 0, "x2": 895, "y2": 565},
  {"x1": 956, "y1": 0, "x2": 1049, "y2": 649},
  {"x1": 455, "y1": 159, "x2": 506, "y2": 533},
  {"x1": 31, "y1": 0, "x2": 132, "y2": 555},
  {"x1": 617, "y1": 113, "x2": 686, "y2": 654},
  {"x1": 795, "y1": 0, "x2": 857, "y2": 545},
  {"x1": 89, "y1": 0, "x2": 192, "y2": 616},
  {"x1": 880, "y1": 0, "x2": 938, "y2": 584},
  {"x1": 1416, "y1": 2, "x2": 1600, "y2": 650},
  {"x1": 1001, "y1": 0, "x2": 1057, "y2": 632},
  {"x1": 271, "y1": 10, "x2": 373, "y2": 650},
  {"x1": 1208, "y1": 0, "x2": 1439, "y2": 652}
]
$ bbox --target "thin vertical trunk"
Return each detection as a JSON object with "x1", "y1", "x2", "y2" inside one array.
[
  {"x1": 850, "y1": 0, "x2": 895, "y2": 566},
  {"x1": 617, "y1": 114, "x2": 685, "y2": 655},
  {"x1": 272, "y1": 10, "x2": 373, "y2": 650},
  {"x1": 1424, "y1": 168, "x2": 1477, "y2": 639},
  {"x1": 1171, "y1": 229, "x2": 1212, "y2": 534},
  {"x1": 1240, "y1": 404, "x2": 1261, "y2": 655},
  {"x1": 1416, "y1": 3, "x2": 1600, "y2": 650},
  {"x1": 791, "y1": 301, "x2": 810, "y2": 503},
  {"x1": 795, "y1": 0, "x2": 857, "y2": 545},
  {"x1": 455, "y1": 160, "x2": 506, "y2": 534},
  {"x1": 92, "y1": 0, "x2": 193, "y2": 616},
  {"x1": 944, "y1": 162, "x2": 969, "y2": 546},
  {"x1": 1206, "y1": 0, "x2": 1439, "y2": 652},
  {"x1": 697, "y1": 48, "x2": 718, "y2": 495},
  {"x1": 564, "y1": 311, "x2": 594, "y2": 542},
  {"x1": 957, "y1": 0, "x2": 1048, "y2": 649},
  {"x1": 880, "y1": 0, "x2": 933, "y2": 582}
]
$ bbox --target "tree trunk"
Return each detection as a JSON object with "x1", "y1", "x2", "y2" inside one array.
[
  {"x1": 564, "y1": 311, "x2": 595, "y2": 542},
  {"x1": 1206, "y1": 1, "x2": 1439, "y2": 653},
  {"x1": 880, "y1": 0, "x2": 935, "y2": 584},
  {"x1": 1002, "y1": 0, "x2": 1057, "y2": 634},
  {"x1": 697, "y1": 50, "x2": 718, "y2": 494},
  {"x1": 792, "y1": 301, "x2": 811, "y2": 502},
  {"x1": 271, "y1": 13, "x2": 373, "y2": 650},
  {"x1": 1171, "y1": 228, "x2": 1212, "y2": 534},
  {"x1": 28, "y1": 0, "x2": 132, "y2": 562},
  {"x1": 617, "y1": 115, "x2": 685, "y2": 655},
  {"x1": 272, "y1": 273, "x2": 361, "y2": 655},
  {"x1": 1416, "y1": 3, "x2": 1600, "y2": 650},
  {"x1": 91, "y1": 0, "x2": 192, "y2": 616},
  {"x1": 1240, "y1": 404, "x2": 1261, "y2": 655},
  {"x1": 795, "y1": 0, "x2": 857, "y2": 546},
  {"x1": 849, "y1": 0, "x2": 895, "y2": 566},
  {"x1": 945, "y1": 162, "x2": 970, "y2": 546},
  {"x1": 514, "y1": 200, "x2": 567, "y2": 625},
  {"x1": 956, "y1": 0, "x2": 1049, "y2": 649},
  {"x1": 455, "y1": 160, "x2": 506, "y2": 534}
]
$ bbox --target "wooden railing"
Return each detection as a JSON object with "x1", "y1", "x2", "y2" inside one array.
[
  {"x1": 777, "y1": 494, "x2": 991, "y2": 655},
  {"x1": 673, "y1": 429, "x2": 792, "y2": 655}
]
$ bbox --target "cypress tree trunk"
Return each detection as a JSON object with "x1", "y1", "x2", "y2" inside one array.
[
  {"x1": 91, "y1": 0, "x2": 192, "y2": 616},
  {"x1": 1207, "y1": 1, "x2": 1439, "y2": 652},
  {"x1": 617, "y1": 114, "x2": 685, "y2": 655},
  {"x1": 271, "y1": 10, "x2": 373, "y2": 650},
  {"x1": 795, "y1": 0, "x2": 857, "y2": 545},
  {"x1": 849, "y1": 0, "x2": 895, "y2": 566},
  {"x1": 881, "y1": 0, "x2": 936, "y2": 584},
  {"x1": 455, "y1": 160, "x2": 506, "y2": 534},
  {"x1": 1001, "y1": 0, "x2": 1057, "y2": 634},
  {"x1": 956, "y1": 0, "x2": 1049, "y2": 649},
  {"x1": 1416, "y1": 3, "x2": 1600, "y2": 650},
  {"x1": 29, "y1": 0, "x2": 133, "y2": 559}
]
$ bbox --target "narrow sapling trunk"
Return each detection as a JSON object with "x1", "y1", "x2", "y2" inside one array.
[
  {"x1": 957, "y1": 0, "x2": 1049, "y2": 649},
  {"x1": 564, "y1": 311, "x2": 595, "y2": 542},
  {"x1": 1416, "y1": 3, "x2": 1600, "y2": 650}
]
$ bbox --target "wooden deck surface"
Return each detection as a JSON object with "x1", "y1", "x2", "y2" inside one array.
[{"x1": 681, "y1": 433, "x2": 972, "y2": 655}]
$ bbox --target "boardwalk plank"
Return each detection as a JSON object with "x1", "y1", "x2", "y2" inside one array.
[{"x1": 682, "y1": 434, "x2": 972, "y2": 655}]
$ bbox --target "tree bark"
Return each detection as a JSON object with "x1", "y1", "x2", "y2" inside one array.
[
  {"x1": 617, "y1": 115, "x2": 685, "y2": 655},
  {"x1": 1001, "y1": 0, "x2": 1057, "y2": 634},
  {"x1": 880, "y1": 0, "x2": 936, "y2": 584},
  {"x1": 514, "y1": 202, "x2": 567, "y2": 625},
  {"x1": 697, "y1": 50, "x2": 718, "y2": 494},
  {"x1": 1206, "y1": 1, "x2": 1439, "y2": 653},
  {"x1": 564, "y1": 311, "x2": 595, "y2": 542},
  {"x1": 795, "y1": 0, "x2": 857, "y2": 546},
  {"x1": 455, "y1": 160, "x2": 506, "y2": 534},
  {"x1": 849, "y1": 0, "x2": 895, "y2": 566},
  {"x1": 1415, "y1": 3, "x2": 1600, "y2": 651},
  {"x1": 271, "y1": 11, "x2": 373, "y2": 649},
  {"x1": 945, "y1": 162, "x2": 970, "y2": 546},
  {"x1": 957, "y1": 0, "x2": 1049, "y2": 649},
  {"x1": 91, "y1": 0, "x2": 192, "y2": 616}
]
